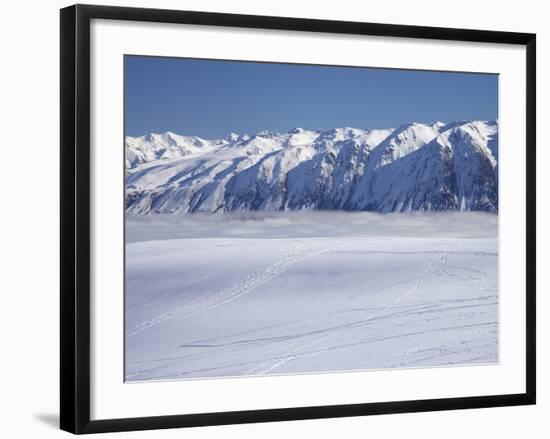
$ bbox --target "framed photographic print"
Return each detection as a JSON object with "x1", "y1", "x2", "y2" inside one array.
[{"x1": 60, "y1": 4, "x2": 536, "y2": 434}]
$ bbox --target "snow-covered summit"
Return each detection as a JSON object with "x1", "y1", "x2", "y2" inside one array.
[{"x1": 126, "y1": 120, "x2": 499, "y2": 214}]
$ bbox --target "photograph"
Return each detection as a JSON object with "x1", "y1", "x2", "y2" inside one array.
[{"x1": 123, "y1": 55, "x2": 499, "y2": 382}]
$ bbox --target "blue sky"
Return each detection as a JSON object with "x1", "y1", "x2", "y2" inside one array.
[{"x1": 125, "y1": 55, "x2": 498, "y2": 138}]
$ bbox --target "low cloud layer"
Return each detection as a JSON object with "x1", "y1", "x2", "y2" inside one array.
[{"x1": 126, "y1": 211, "x2": 498, "y2": 243}]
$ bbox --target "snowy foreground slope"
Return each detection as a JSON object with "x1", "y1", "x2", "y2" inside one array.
[
  {"x1": 125, "y1": 213, "x2": 498, "y2": 381},
  {"x1": 126, "y1": 120, "x2": 498, "y2": 214}
]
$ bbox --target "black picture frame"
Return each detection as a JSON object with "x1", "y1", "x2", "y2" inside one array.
[{"x1": 60, "y1": 4, "x2": 536, "y2": 434}]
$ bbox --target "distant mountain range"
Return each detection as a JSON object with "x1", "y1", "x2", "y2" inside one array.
[{"x1": 125, "y1": 120, "x2": 498, "y2": 214}]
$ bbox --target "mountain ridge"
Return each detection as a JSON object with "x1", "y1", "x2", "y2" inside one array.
[{"x1": 125, "y1": 120, "x2": 499, "y2": 214}]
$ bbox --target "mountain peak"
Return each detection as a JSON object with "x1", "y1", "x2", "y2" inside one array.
[
  {"x1": 126, "y1": 120, "x2": 498, "y2": 214},
  {"x1": 256, "y1": 130, "x2": 278, "y2": 138},
  {"x1": 224, "y1": 132, "x2": 241, "y2": 142},
  {"x1": 430, "y1": 121, "x2": 446, "y2": 129},
  {"x1": 288, "y1": 127, "x2": 307, "y2": 134}
]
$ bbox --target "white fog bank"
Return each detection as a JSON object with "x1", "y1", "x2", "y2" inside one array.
[{"x1": 126, "y1": 211, "x2": 498, "y2": 243}]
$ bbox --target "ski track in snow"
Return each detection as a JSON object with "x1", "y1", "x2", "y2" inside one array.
[
  {"x1": 125, "y1": 233, "x2": 498, "y2": 381},
  {"x1": 246, "y1": 244, "x2": 456, "y2": 375},
  {"x1": 127, "y1": 242, "x2": 346, "y2": 337}
]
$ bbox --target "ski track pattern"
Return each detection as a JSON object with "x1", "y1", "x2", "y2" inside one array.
[
  {"x1": 126, "y1": 240, "x2": 498, "y2": 381},
  {"x1": 127, "y1": 243, "x2": 344, "y2": 337},
  {"x1": 246, "y1": 244, "x2": 454, "y2": 375}
]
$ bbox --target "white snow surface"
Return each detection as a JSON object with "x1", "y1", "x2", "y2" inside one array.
[{"x1": 125, "y1": 212, "x2": 498, "y2": 381}]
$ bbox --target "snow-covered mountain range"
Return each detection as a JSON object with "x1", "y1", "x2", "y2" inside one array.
[{"x1": 125, "y1": 120, "x2": 499, "y2": 214}]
